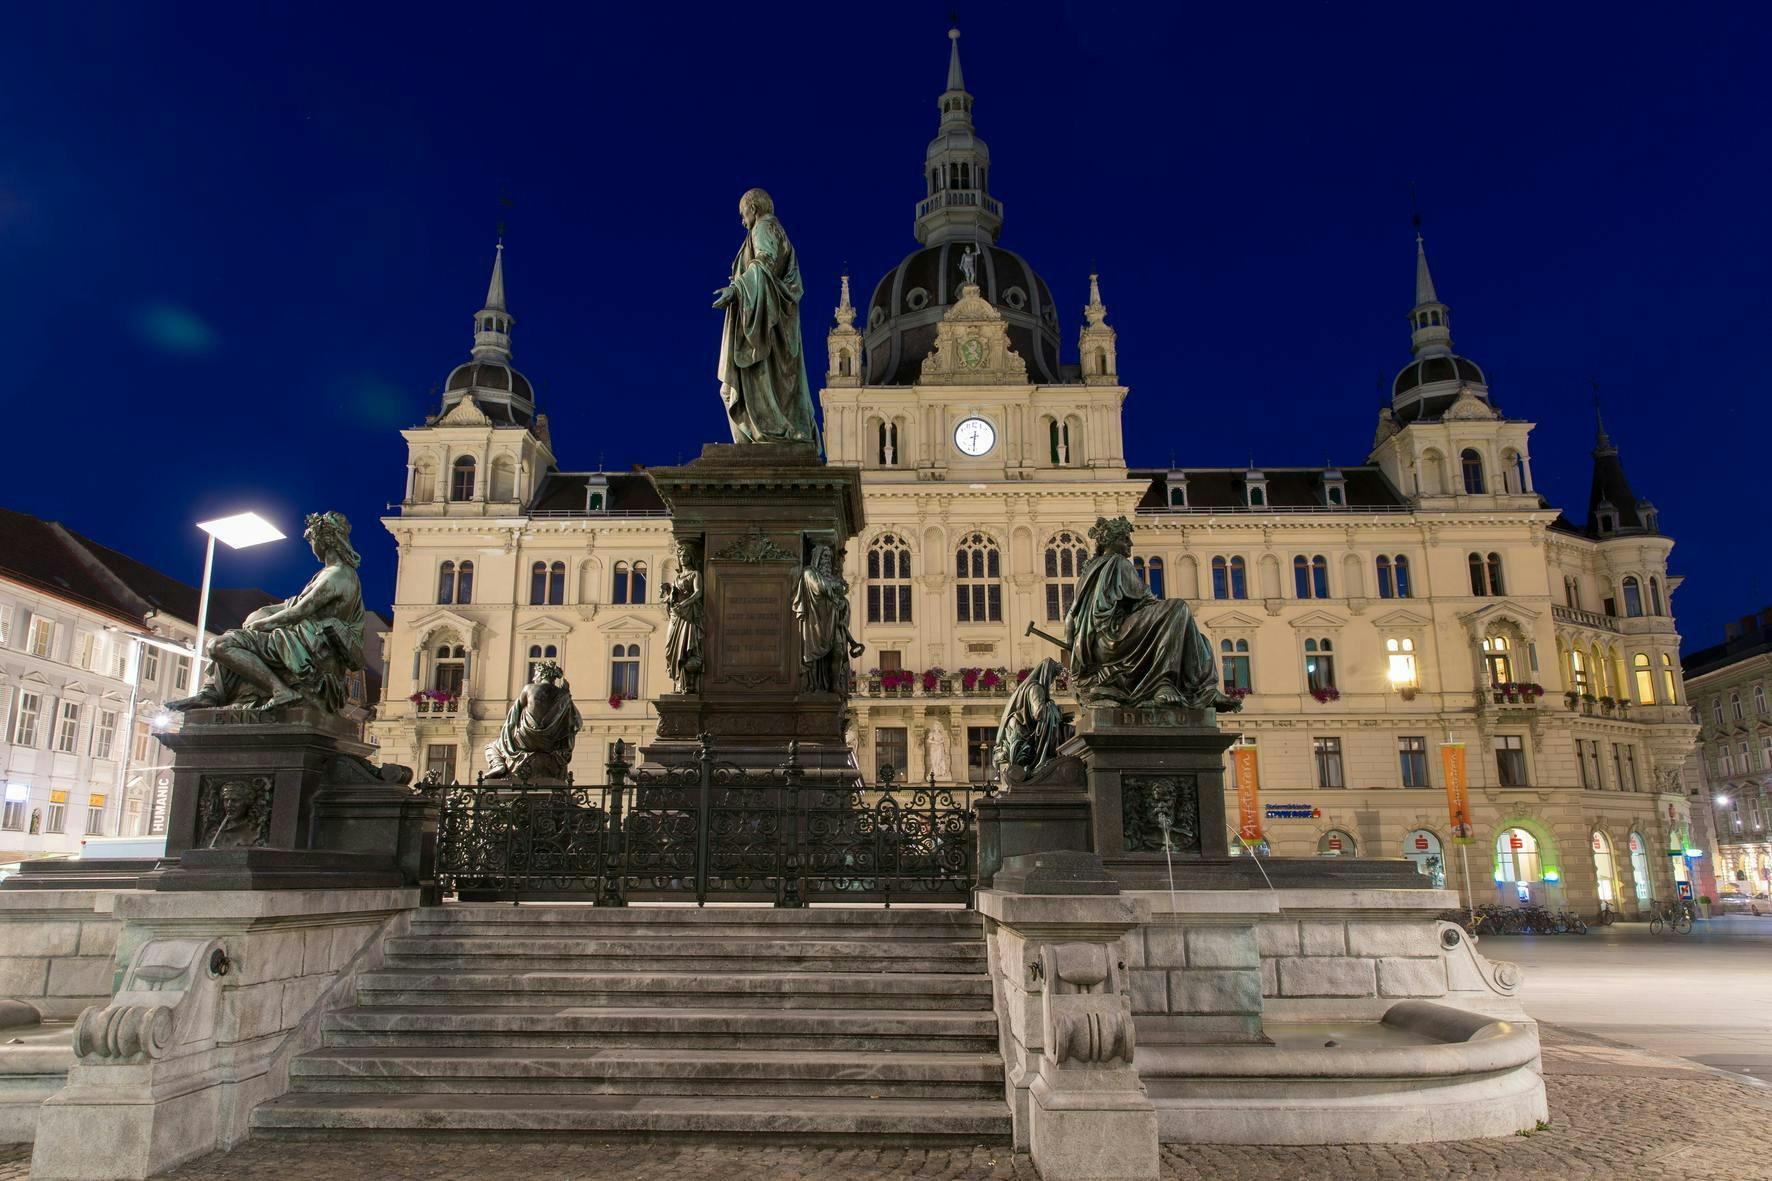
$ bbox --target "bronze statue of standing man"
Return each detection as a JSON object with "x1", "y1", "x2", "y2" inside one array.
[{"x1": 713, "y1": 189, "x2": 821, "y2": 450}]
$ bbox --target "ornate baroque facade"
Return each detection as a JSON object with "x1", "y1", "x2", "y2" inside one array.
[{"x1": 371, "y1": 27, "x2": 1697, "y2": 915}]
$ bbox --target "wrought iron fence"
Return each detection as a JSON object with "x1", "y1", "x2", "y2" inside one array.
[{"x1": 428, "y1": 738, "x2": 986, "y2": 906}]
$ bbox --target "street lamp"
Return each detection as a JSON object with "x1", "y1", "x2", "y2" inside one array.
[{"x1": 191, "y1": 512, "x2": 285, "y2": 685}]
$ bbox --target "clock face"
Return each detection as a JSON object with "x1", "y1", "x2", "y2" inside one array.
[{"x1": 954, "y1": 417, "x2": 996, "y2": 457}]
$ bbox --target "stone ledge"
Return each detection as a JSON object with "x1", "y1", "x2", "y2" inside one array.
[{"x1": 114, "y1": 888, "x2": 419, "y2": 923}]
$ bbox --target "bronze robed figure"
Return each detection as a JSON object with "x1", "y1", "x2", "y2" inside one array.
[
  {"x1": 168, "y1": 511, "x2": 365, "y2": 715},
  {"x1": 793, "y1": 544, "x2": 864, "y2": 695},
  {"x1": 484, "y1": 660, "x2": 582, "y2": 780},
  {"x1": 993, "y1": 657, "x2": 1067, "y2": 781},
  {"x1": 661, "y1": 541, "x2": 705, "y2": 694},
  {"x1": 712, "y1": 188, "x2": 821, "y2": 448},
  {"x1": 1065, "y1": 516, "x2": 1243, "y2": 713}
]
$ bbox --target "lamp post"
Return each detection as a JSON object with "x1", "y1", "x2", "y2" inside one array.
[{"x1": 191, "y1": 512, "x2": 285, "y2": 689}]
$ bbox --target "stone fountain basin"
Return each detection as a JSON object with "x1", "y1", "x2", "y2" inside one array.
[
  {"x1": 0, "y1": 1021, "x2": 76, "y2": 1143},
  {"x1": 1136, "y1": 1001, "x2": 1546, "y2": 1144}
]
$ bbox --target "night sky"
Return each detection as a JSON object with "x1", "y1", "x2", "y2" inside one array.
[{"x1": 4, "y1": 3, "x2": 1767, "y2": 654}]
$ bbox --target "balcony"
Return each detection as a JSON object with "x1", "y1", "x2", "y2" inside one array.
[
  {"x1": 1551, "y1": 605, "x2": 1620, "y2": 632},
  {"x1": 915, "y1": 190, "x2": 1002, "y2": 219},
  {"x1": 413, "y1": 696, "x2": 463, "y2": 717}
]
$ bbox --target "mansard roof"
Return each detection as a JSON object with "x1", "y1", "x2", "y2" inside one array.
[
  {"x1": 1129, "y1": 466, "x2": 1407, "y2": 511},
  {"x1": 527, "y1": 471, "x2": 667, "y2": 516}
]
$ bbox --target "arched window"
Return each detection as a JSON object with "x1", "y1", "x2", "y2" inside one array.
[
  {"x1": 1293, "y1": 555, "x2": 1328, "y2": 599},
  {"x1": 611, "y1": 561, "x2": 647, "y2": 605},
  {"x1": 1756, "y1": 684, "x2": 1767, "y2": 715},
  {"x1": 1376, "y1": 555, "x2": 1393, "y2": 599},
  {"x1": 1146, "y1": 557, "x2": 1165, "y2": 599},
  {"x1": 1469, "y1": 552, "x2": 1504, "y2": 596},
  {"x1": 1385, "y1": 637, "x2": 1417, "y2": 687},
  {"x1": 1495, "y1": 828, "x2": 1541, "y2": 885},
  {"x1": 1393, "y1": 555, "x2": 1411, "y2": 598},
  {"x1": 877, "y1": 420, "x2": 898, "y2": 466},
  {"x1": 450, "y1": 455, "x2": 476, "y2": 501},
  {"x1": 1211, "y1": 556, "x2": 1229, "y2": 599},
  {"x1": 437, "y1": 561, "x2": 456, "y2": 605},
  {"x1": 1632, "y1": 653, "x2": 1655, "y2": 705},
  {"x1": 1403, "y1": 830, "x2": 1444, "y2": 887},
  {"x1": 1248, "y1": 485, "x2": 1266, "y2": 507},
  {"x1": 1317, "y1": 830, "x2": 1356, "y2": 857},
  {"x1": 609, "y1": 643, "x2": 640, "y2": 699},
  {"x1": 1220, "y1": 638, "x2": 1251, "y2": 692},
  {"x1": 1460, "y1": 448, "x2": 1485, "y2": 494},
  {"x1": 457, "y1": 560, "x2": 473, "y2": 605},
  {"x1": 958, "y1": 532, "x2": 1004, "y2": 623},
  {"x1": 1622, "y1": 576, "x2": 1644, "y2": 618},
  {"x1": 1732, "y1": 692, "x2": 1744, "y2": 721},
  {"x1": 529, "y1": 561, "x2": 563, "y2": 606},
  {"x1": 1303, "y1": 638, "x2": 1335, "y2": 691},
  {"x1": 432, "y1": 644, "x2": 466, "y2": 696},
  {"x1": 1487, "y1": 553, "x2": 1505, "y2": 596},
  {"x1": 1592, "y1": 831, "x2": 1619, "y2": 904},
  {"x1": 867, "y1": 534, "x2": 913, "y2": 624},
  {"x1": 1048, "y1": 420, "x2": 1071, "y2": 465},
  {"x1": 1649, "y1": 577, "x2": 1664, "y2": 616},
  {"x1": 1211, "y1": 556, "x2": 1247, "y2": 600},
  {"x1": 525, "y1": 643, "x2": 559, "y2": 681},
  {"x1": 1044, "y1": 531, "x2": 1088, "y2": 622},
  {"x1": 1568, "y1": 647, "x2": 1589, "y2": 694},
  {"x1": 1482, "y1": 634, "x2": 1512, "y2": 687},
  {"x1": 1228, "y1": 556, "x2": 1247, "y2": 598}
]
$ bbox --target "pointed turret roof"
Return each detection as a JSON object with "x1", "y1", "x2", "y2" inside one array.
[
  {"x1": 1584, "y1": 392, "x2": 1656, "y2": 538},
  {"x1": 483, "y1": 240, "x2": 508, "y2": 314},
  {"x1": 1414, "y1": 234, "x2": 1439, "y2": 305},
  {"x1": 946, "y1": 24, "x2": 966, "y2": 91},
  {"x1": 438, "y1": 241, "x2": 535, "y2": 426}
]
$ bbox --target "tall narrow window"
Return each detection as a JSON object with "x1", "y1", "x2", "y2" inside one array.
[
  {"x1": 1313, "y1": 737, "x2": 1345, "y2": 788},
  {"x1": 1393, "y1": 555, "x2": 1411, "y2": 598},
  {"x1": 1385, "y1": 637, "x2": 1417, "y2": 687},
  {"x1": 1294, "y1": 556, "x2": 1310, "y2": 599},
  {"x1": 1228, "y1": 556, "x2": 1247, "y2": 598},
  {"x1": 1220, "y1": 639, "x2": 1251, "y2": 692},
  {"x1": 1482, "y1": 635, "x2": 1512, "y2": 687},
  {"x1": 1212, "y1": 556, "x2": 1229, "y2": 599},
  {"x1": 56, "y1": 702, "x2": 81, "y2": 754},
  {"x1": 1048, "y1": 420, "x2": 1071, "y2": 465},
  {"x1": 1304, "y1": 638, "x2": 1336, "y2": 691},
  {"x1": 1494, "y1": 735, "x2": 1528, "y2": 786},
  {"x1": 1565, "y1": 575, "x2": 1580, "y2": 609},
  {"x1": 1376, "y1": 555, "x2": 1394, "y2": 599},
  {"x1": 530, "y1": 562, "x2": 548, "y2": 605},
  {"x1": 424, "y1": 744, "x2": 458, "y2": 783},
  {"x1": 1569, "y1": 647, "x2": 1589, "y2": 695},
  {"x1": 1732, "y1": 692, "x2": 1744, "y2": 721},
  {"x1": 94, "y1": 710, "x2": 118, "y2": 760},
  {"x1": 630, "y1": 562, "x2": 647, "y2": 604},
  {"x1": 1622, "y1": 576, "x2": 1643, "y2": 618},
  {"x1": 1398, "y1": 736, "x2": 1430, "y2": 788},
  {"x1": 867, "y1": 534, "x2": 913, "y2": 624},
  {"x1": 1045, "y1": 532, "x2": 1086, "y2": 620},
  {"x1": 874, "y1": 727, "x2": 908, "y2": 781},
  {"x1": 957, "y1": 533, "x2": 1003, "y2": 623},
  {"x1": 438, "y1": 561, "x2": 457, "y2": 604},
  {"x1": 1146, "y1": 557, "x2": 1165, "y2": 599},
  {"x1": 1649, "y1": 577, "x2": 1664, "y2": 616},
  {"x1": 613, "y1": 561, "x2": 631, "y2": 605},
  {"x1": 432, "y1": 645, "x2": 466, "y2": 696},
  {"x1": 1311, "y1": 555, "x2": 1329, "y2": 598},
  {"x1": 457, "y1": 560, "x2": 473, "y2": 604},
  {"x1": 12, "y1": 692, "x2": 40, "y2": 746},
  {"x1": 876, "y1": 420, "x2": 898, "y2": 466},
  {"x1": 1468, "y1": 552, "x2": 1486, "y2": 596},
  {"x1": 547, "y1": 561, "x2": 566, "y2": 605},
  {"x1": 1461, "y1": 449, "x2": 1485, "y2": 494},
  {"x1": 1632, "y1": 653, "x2": 1655, "y2": 705},
  {"x1": 966, "y1": 726, "x2": 998, "y2": 783},
  {"x1": 450, "y1": 455, "x2": 476, "y2": 501},
  {"x1": 610, "y1": 644, "x2": 640, "y2": 699}
]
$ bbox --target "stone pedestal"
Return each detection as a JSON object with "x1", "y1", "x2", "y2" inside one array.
[
  {"x1": 1066, "y1": 705, "x2": 1236, "y2": 868},
  {"x1": 976, "y1": 758, "x2": 1093, "y2": 888},
  {"x1": 146, "y1": 706, "x2": 435, "y2": 894},
  {"x1": 643, "y1": 442, "x2": 863, "y2": 766}
]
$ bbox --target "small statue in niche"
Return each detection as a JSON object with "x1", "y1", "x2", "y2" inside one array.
[
  {"x1": 993, "y1": 658, "x2": 1067, "y2": 782},
  {"x1": 925, "y1": 723, "x2": 954, "y2": 782},
  {"x1": 203, "y1": 778, "x2": 270, "y2": 848},
  {"x1": 484, "y1": 660, "x2": 583, "y2": 780},
  {"x1": 661, "y1": 541, "x2": 705, "y2": 694},
  {"x1": 792, "y1": 544, "x2": 865, "y2": 695}
]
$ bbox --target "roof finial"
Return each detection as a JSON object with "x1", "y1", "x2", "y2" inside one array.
[
  {"x1": 1591, "y1": 378, "x2": 1612, "y2": 451},
  {"x1": 947, "y1": 15, "x2": 964, "y2": 92}
]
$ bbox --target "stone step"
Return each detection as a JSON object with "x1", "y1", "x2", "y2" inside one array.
[
  {"x1": 250, "y1": 1092, "x2": 1013, "y2": 1141},
  {"x1": 355, "y1": 969, "x2": 993, "y2": 1011},
  {"x1": 287, "y1": 1046, "x2": 1003, "y2": 1099},
  {"x1": 321, "y1": 1005, "x2": 999, "y2": 1052},
  {"x1": 381, "y1": 935, "x2": 987, "y2": 973},
  {"x1": 410, "y1": 909, "x2": 981, "y2": 941}
]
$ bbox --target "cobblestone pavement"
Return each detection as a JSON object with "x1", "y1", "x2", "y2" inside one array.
[{"x1": 2, "y1": 1024, "x2": 1767, "y2": 1180}]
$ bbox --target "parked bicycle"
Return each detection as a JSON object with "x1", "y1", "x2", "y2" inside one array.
[
  {"x1": 1438, "y1": 903, "x2": 1589, "y2": 936},
  {"x1": 1595, "y1": 901, "x2": 1617, "y2": 927},
  {"x1": 1648, "y1": 898, "x2": 1694, "y2": 935}
]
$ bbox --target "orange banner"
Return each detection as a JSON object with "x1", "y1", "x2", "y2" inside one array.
[
  {"x1": 1233, "y1": 746, "x2": 1262, "y2": 844},
  {"x1": 1441, "y1": 742, "x2": 1473, "y2": 845}
]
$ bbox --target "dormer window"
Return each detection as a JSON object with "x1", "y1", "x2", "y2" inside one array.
[
  {"x1": 1323, "y1": 470, "x2": 1346, "y2": 507},
  {"x1": 1166, "y1": 471, "x2": 1187, "y2": 507}
]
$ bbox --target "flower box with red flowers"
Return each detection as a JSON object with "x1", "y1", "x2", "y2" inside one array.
[
  {"x1": 608, "y1": 694, "x2": 625, "y2": 709},
  {"x1": 1309, "y1": 687, "x2": 1340, "y2": 704}
]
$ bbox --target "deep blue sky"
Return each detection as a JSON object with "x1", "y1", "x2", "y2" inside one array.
[{"x1": 3, "y1": 2, "x2": 1766, "y2": 653}]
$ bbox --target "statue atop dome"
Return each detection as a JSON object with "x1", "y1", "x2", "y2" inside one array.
[{"x1": 712, "y1": 189, "x2": 822, "y2": 450}]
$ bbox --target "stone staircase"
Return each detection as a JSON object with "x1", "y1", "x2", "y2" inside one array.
[{"x1": 251, "y1": 905, "x2": 1011, "y2": 1141}]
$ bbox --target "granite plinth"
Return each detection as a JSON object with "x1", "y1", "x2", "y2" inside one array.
[
  {"x1": 0, "y1": 859, "x2": 154, "y2": 891},
  {"x1": 148, "y1": 705, "x2": 435, "y2": 894},
  {"x1": 1064, "y1": 705, "x2": 1237, "y2": 867},
  {"x1": 977, "y1": 756, "x2": 1091, "y2": 888},
  {"x1": 991, "y1": 851, "x2": 1120, "y2": 896}
]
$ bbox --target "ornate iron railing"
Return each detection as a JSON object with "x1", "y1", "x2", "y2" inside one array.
[{"x1": 429, "y1": 738, "x2": 986, "y2": 906}]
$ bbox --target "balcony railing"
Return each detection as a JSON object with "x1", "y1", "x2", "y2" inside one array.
[
  {"x1": 915, "y1": 190, "x2": 1002, "y2": 219},
  {"x1": 1552, "y1": 604, "x2": 1620, "y2": 632},
  {"x1": 415, "y1": 697, "x2": 462, "y2": 716}
]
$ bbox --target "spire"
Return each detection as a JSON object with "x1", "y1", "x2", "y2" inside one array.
[
  {"x1": 1592, "y1": 382, "x2": 1613, "y2": 452},
  {"x1": 1079, "y1": 272, "x2": 1117, "y2": 384},
  {"x1": 1584, "y1": 382, "x2": 1655, "y2": 538},
  {"x1": 471, "y1": 241, "x2": 513, "y2": 363},
  {"x1": 915, "y1": 22, "x2": 1003, "y2": 247},
  {"x1": 826, "y1": 271, "x2": 863, "y2": 387},
  {"x1": 1407, "y1": 229, "x2": 1452, "y2": 360}
]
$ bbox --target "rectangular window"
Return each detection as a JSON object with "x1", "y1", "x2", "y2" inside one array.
[
  {"x1": 1314, "y1": 737, "x2": 1344, "y2": 789},
  {"x1": 111, "y1": 642, "x2": 128, "y2": 679},
  {"x1": 131, "y1": 721, "x2": 153, "y2": 763},
  {"x1": 1588, "y1": 741, "x2": 1604, "y2": 790},
  {"x1": 0, "y1": 604, "x2": 10, "y2": 646},
  {"x1": 1398, "y1": 737, "x2": 1429, "y2": 788},
  {"x1": 94, "y1": 710, "x2": 118, "y2": 760},
  {"x1": 76, "y1": 632, "x2": 96, "y2": 670},
  {"x1": 172, "y1": 654, "x2": 192, "y2": 692},
  {"x1": 1494, "y1": 735, "x2": 1528, "y2": 787},
  {"x1": 46, "y1": 790, "x2": 66, "y2": 834},
  {"x1": 878, "y1": 650, "x2": 903, "y2": 673},
  {"x1": 1742, "y1": 741, "x2": 1754, "y2": 772},
  {"x1": 1625, "y1": 746, "x2": 1640, "y2": 791},
  {"x1": 1221, "y1": 648, "x2": 1252, "y2": 693},
  {"x1": 84, "y1": 795, "x2": 106, "y2": 836},
  {"x1": 875, "y1": 727, "x2": 908, "y2": 781},
  {"x1": 140, "y1": 646, "x2": 159, "y2": 683},
  {"x1": 27, "y1": 617, "x2": 53, "y2": 659},
  {"x1": 1, "y1": 797, "x2": 23, "y2": 831},
  {"x1": 1575, "y1": 740, "x2": 1591, "y2": 789},
  {"x1": 966, "y1": 726, "x2": 998, "y2": 784},
  {"x1": 1304, "y1": 645, "x2": 1336, "y2": 691},
  {"x1": 1612, "y1": 744, "x2": 1625, "y2": 792},
  {"x1": 424, "y1": 744, "x2": 458, "y2": 784},
  {"x1": 12, "y1": 692, "x2": 41, "y2": 747},
  {"x1": 55, "y1": 701, "x2": 80, "y2": 754}
]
